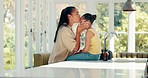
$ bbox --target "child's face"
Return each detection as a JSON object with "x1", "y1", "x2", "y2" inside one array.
[{"x1": 80, "y1": 18, "x2": 91, "y2": 30}]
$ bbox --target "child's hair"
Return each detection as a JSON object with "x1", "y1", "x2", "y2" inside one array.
[{"x1": 81, "y1": 13, "x2": 96, "y2": 24}]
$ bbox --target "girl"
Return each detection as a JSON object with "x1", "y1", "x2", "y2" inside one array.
[{"x1": 66, "y1": 13, "x2": 101, "y2": 60}]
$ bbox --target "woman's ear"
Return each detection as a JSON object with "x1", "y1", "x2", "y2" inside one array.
[{"x1": 68, "y1": 14, "x2": 72, "y2": 20}]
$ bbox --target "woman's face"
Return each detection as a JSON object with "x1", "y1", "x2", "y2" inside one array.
[
  {"x1": 80, "y1": 18, "x2": 91, "y2": 30},
  {"x1": 69, "y1": 9, "x2": 80, "y2": 23}
]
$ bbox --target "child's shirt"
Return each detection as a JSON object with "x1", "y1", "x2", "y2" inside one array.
[{"x1": 87, "y1": 29, "x2": 101, "y2": 54}]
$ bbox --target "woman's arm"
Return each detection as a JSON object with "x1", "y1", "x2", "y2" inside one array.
[
  {"x1": 73, "y1": 31, "x2": 81, "y2": 52},
  {"x1": 73, "y1": 25, "x2": 85, "y2": 52}
]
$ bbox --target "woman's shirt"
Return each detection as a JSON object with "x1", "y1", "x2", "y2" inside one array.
[
  {"x1": 48, "y1": 26, "x2": 76, "y2": 64},
  {"x1": 87, "y1": 29, "x2": 101, "y2": 54}
]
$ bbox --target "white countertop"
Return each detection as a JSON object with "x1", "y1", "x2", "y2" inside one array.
[{"x1": 4, "y1": 58, "x2": 147, "y2": 78}]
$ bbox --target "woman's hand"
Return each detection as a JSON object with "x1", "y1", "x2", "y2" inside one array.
[
  {"x1": 76, "y1": 24, "x2": 85, "y2": 33},
  {"x1": 73, "y1": 22, "x2": 89, "y2": 52}
]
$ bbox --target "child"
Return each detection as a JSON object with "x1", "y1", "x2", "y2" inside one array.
[{"x1": 66, "y1": 13, "x2": 101, "y2": 60}]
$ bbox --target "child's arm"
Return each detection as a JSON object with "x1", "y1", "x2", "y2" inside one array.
[{"x1": 81, "y1": 30, "x2": 94, "y2": 52}]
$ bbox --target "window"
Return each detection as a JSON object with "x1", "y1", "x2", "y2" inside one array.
[
  {"x1": 95, "y1": 3, "x2": 109, "y2": 49},
  {"x1": 114, "y1": 3, "x2": 128, "y2": 52},
  {"x1": 3, "y1": 0, "x2": 15, "y2": 70},
  {"x1": 25, "y1": 0, "x2": 50, "y2": 68},
  {"x1": 135, "y1": 2, "x2": 148, "y2": 52},
  {"x1": 95, "y1": 3, "x2": 109, "y2": 32}
]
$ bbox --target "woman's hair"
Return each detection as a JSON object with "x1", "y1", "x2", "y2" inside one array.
[
  {"x1": 81, "y1": 13, "x2": 96, "y2": 24},
  {"x1": 54, "y1": 6, "x2": 76, "y2": 42}
]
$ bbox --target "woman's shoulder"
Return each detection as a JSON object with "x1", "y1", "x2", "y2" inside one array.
[
  {"x1": 60, "y1": 26, "x2": 70, "y2": 31},
  {"x1": 59, "y1": 26, "x2": 72, "y2": 34}
]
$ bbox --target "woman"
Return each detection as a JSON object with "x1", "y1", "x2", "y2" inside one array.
[
  {"x1": 66, "y1": 13, "x2": 101, "y2": 60},
  {"x1": 48, "y1": 6, "x2": 87, "y2": 64}
]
